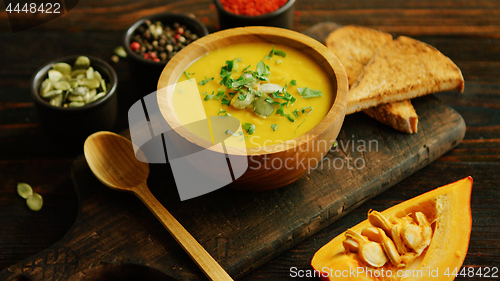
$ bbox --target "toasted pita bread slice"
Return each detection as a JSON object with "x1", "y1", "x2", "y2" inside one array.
[
  {"x1": 325, "y1": 25, "x2": 393, "y2": 86},
  {"x1": 325, "y1": 26, "x2": 421, "y2": 133},
  {"x1": 347, "y1": 35, "x2": 464, "y2": 115},
  {"x1": 364, "y1": 100, "x2": 418, "y2": 133}
]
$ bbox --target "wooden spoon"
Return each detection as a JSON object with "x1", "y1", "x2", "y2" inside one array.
[{"x1": 83, "y1": 131, "x2": 233, "y2": 281}]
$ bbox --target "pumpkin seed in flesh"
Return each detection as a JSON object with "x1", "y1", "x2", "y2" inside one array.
[
  {"x1": 26, "y1": 193, "x2": 43, "y2": 211},
  {"x1": 17, "y1": 182, "x2": 33, "y2": 199},
  {"x1": 359, "y1": 241, "x2": 388, "y2": 268}
]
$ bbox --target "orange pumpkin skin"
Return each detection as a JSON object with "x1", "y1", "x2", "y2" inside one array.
[{"x1": 311, "y1": 177, "x2": 473, "y2": 281}]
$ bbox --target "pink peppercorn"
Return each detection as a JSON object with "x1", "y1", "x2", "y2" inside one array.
[{"x1": 130, "y1": 42, "x2": 140, "y2": 51}]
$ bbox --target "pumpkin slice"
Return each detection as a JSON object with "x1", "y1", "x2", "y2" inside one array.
[{"x1": 311, "y1": 177, "x2": 472, "y2": 281}]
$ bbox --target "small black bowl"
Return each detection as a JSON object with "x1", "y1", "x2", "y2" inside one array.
[
  {"x1": 213, "y1": 0, "x2": 296, "y2": 30},
  {"x1": 31, "y1": 55, "x2": 118, "y2": 148},
  {"x1": 124, "y1": 13, "x2": 209, "y2": 95}
]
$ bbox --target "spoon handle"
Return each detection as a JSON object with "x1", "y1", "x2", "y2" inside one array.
[{"x1": 134, "y1": 182, "x2": 233, "y2": 281}]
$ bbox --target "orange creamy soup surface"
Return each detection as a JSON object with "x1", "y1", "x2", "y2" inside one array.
[{"x1": 173, "y1": 42, "x2": 334, "y2": 148}]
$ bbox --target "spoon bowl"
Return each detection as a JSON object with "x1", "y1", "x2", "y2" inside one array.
[{"x1": 84, "y1": 131, "x2": 233, "y2": 281}]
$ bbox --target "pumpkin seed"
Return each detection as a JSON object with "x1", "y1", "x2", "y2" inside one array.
[
  {"x1": 361, "y1": 226, "x2": 383, "y2": 243},
  {"x1": 17, "y1": 182, "x2": 33, "y2": 199},
  {"x1": 252, "y1": 96, "x2": 274, "y2": 117},
  {"x1": 52, "y1": 62, "x2": 72, "y2": 75},
  {"x1": 26, "y1": 193, "x2": 43, "y2": 211},
  {"x1": 343, "y1": 238, "x2": 360, "y2": 253},
  {"x1": 86, "y1": 67, "x2": 94, "y2": 79},
  {"x1": 378, "y1": 228, "x2": 401, "y2": 266},
  {"x1": 368, "y1": 210, "x2": 392, "y2": 236},
  {"x1": 391, "y1": 223, "x2": 408, "y2": 255},
  {"x1": 68, "y1": 94, "x2": 85, "y2": 102},
  {"x1": 74, "y1": 56, "x2": 90, "y2": 69},
  {"x1": 101, "y1": 80, "x2": 107, "y2": 92},
  {"x1": 42, "y1": 89, "x2": 63, "y2": 98},
  {"x1": 94, "y1": 70, "x2": 102, "y2": 82},
  {"x1": 92, "y1": 92, "x2": 106, "y2": 102},
  {"x1": 113, "y1": 46, "x2": 127, "y2": 58},
  {"x1": 402, "y1": 224, "x2": 423, "y2": 252},
  {"x1": 54, "y1": 81, "x2": 71, "y2": 91},
  {"x1": 69, "y1": 101, "x2": 85, "y2": 107},
  {"x1": 359, "y1": 241, "x2": 388, "y2": 268},
  {"x1": 71, "y1": 69, "x2": 87, "y2": 78},
  {"x1": 48, "y1": 69, "x2": 63, "y2": 83},
  {"x1": 80, "y1": 78, "x2": 100, "y2": 89},
  {"x1": 40, "y1": 79, "x2": 53, "y2": 95},
  {"x1": 86, "y1": 89, "x2": 97, "y2": 103},
  {"x1": 231, "y1": 89, "x2": 255, "y2": 109},
  {"x1": 50, "y1": 95, "x2": 63, "y2": 106}
]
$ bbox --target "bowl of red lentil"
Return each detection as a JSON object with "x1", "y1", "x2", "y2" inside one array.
[
  {"x1": 213, "y1": 0, "x2": 295, "y2": 30},
  {"x1": 124, "y1": 12, "x2": 209, "y2": 95}
]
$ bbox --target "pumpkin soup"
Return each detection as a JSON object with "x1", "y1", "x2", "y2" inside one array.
[{"x1": 173, "y1": 42, "x2": 334, "y2": 148}]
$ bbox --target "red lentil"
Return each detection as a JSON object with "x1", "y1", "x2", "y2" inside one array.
[{"x1": 220, "y1": 0, "x2": 288, "y2": 16}]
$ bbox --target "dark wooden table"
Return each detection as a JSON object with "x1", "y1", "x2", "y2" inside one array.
[{"x1": 1, "y1": 1, "x2": 499, "y2": 280}]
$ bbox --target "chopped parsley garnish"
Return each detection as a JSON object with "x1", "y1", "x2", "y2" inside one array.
[
  {"x1": 295, "y1": 118, "x2": 306, "y2": 134},
  {"x1": 255, "y1": 60, "x2": 271, "y2": 81},
  {"x1": 214, "y1": 89, "x2": 226, "y2": 100},
  {"x1": 221, "y1": 98, "x2": 231, "y2": 106},
  {"x1": 198, "y1": 76, "x2": 214, "y2": 85},
  {"x1": 204, "y1": 93, "x2": 214, "y2": 101},
  {"x1": 275, "y1": 60, "x2": 283, "y2": 65},
  {"x1": 184, "y1": 71, "x2": 194, "y2": 80},
  {"x1": 242, "y1": 123, "x2": 255, "y2": 135},
  {"x1": 218, "y1": 109, "x2": 231, "y2": 116},
  {"x1": 286, "y1": 113, "x2": 295, "y2": 122},
  {"x1": 271, "y1": 124, "x2": 278, "y2": 131},
  {"x1": 301, "y1": 106, "x2": 313, "y2": 115},
  {"x1": 298, "y1": 87, "x2": 323, "y2": 99},
  {"x1": 290, "y1": 79, "x2": 297, "y2": 86},
  {"x1": 292, "y1": 109, "x2": 300, "y2": 118},
  {"x1": 242, "y1": 65, "x2": 251, "y2": 72},
  {"x1": 238, "y1": 94, "x2": 247, "y2": 100},
  {"x1": 265, "y1": 46, "x2": 287, "y2": 59},
  {"x1": 231, "y1": 75, "x2": 255, "y2": 89}
]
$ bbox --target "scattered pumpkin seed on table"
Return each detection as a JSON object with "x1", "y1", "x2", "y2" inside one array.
[
  {"x1": 26, "y1": 193, "x2": 43, "y2": 211},
  {"x1": 17, "y1": 182, "x2": 33, "y2": 199},
  {"x1": 16, "y1": 182, "x2": 43, "y2": 211},
  {"x1": 39, "y1": 56, "x2": 109, "y2": 108}
]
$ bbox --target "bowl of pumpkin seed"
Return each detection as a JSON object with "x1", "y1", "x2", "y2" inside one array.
[{"x1": 31, "y1": 55, "x2": 118, "y2": 145}]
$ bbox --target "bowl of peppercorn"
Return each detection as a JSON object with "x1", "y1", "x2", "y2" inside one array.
[
  {"x1": 213, "y1": 0, "x2": 295, "y2": 30},
  {"x1": 124, "y1": 13, "x2": 209, "y2": 95}
]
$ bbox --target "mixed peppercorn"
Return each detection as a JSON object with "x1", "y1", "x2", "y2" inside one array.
[{"x1": 130, "y1": 20, "x2": 199, "y2": 62}]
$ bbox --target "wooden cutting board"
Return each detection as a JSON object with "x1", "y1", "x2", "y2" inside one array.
[{"x1": 1, "y1": 24, "x2": 465, "y2": 281}]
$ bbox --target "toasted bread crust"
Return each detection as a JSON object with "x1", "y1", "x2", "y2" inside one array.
[
  {"x1": 325, "y1": 25, "x2": 393, "y2": 86},
  {"x1": 347, "y1": 36, "x2": 465, "y2": 114},
  {"x1": 364, "y1": 100, "x2": 419, "y2": 133}
]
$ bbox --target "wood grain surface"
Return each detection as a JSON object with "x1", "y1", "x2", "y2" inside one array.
[{"x1": 1, "y1": 1, "x2": 500, "y2": 280}]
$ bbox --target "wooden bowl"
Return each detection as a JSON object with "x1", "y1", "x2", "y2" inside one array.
[{"x1": 157, "y1": 26, "x2": 348, "y2": 191}]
